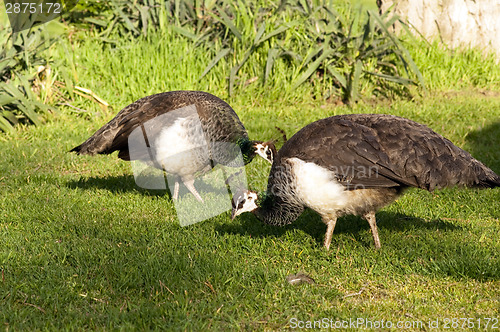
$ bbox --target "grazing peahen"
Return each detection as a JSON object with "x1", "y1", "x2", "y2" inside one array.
[
  {"x1": 231, "y1": 114, "x2": 500, "y2": 249},
  {"x1": 71, "y1": 90, "x2": 273, "y2": 201}
]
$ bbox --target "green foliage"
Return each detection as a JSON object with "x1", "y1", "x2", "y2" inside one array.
[
  {"x1": 80, "y1": 0, "x2": 424, "y2": 102},
  {"x1": 0, "y1": 26, "x2": 58, "y2": 133},
  {"x1": 286, "y1": 4, "x2": 425, "y2": 102},
  {"x1": 407, "y1": 38, "x2": 500, "y2": 91}
]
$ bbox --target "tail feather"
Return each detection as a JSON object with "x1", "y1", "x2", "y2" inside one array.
[
  {"x1": 69, "y1": 123, "x2": 121, "y2": 156},
  {"x1": 69, "y1": 138, "x2": 101, "y2": 155},
  {"x1": 69, "y1": 144, "x2": 84, "y2": 154},
  {"x1": 471, "y1": 161, "x2": 500, "y2": 188},
  {"x1": 479, "y1": 173, "x2": 500, "y2": 188}
]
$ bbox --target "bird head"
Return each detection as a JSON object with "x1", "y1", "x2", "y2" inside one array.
[
  {"x1": 253, "y1": 141, "x2": 276, "y2": 164},
  {"x1": 231, "y1": 189, "x2": 259, "y2": 220}
]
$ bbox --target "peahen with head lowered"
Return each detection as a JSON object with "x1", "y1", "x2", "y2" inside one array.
[
  {"x1": 231, "y1": 114, "x2": 500, "y2": 249},
  {"x1": 71, "y1": 91, "x2": 274, "y2": 201}
]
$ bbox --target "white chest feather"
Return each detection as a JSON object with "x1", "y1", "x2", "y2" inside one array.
[
  {"x1": 153, "y1": 117, "x2": 209, "y2": 176},
  {"x1": 288, "y1": 157, "x2": 348, "y2": 214}
]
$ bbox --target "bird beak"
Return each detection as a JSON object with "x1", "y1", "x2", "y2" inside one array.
[{"x1": 230, "y1": 208, "x2": 239, "y2": 220}]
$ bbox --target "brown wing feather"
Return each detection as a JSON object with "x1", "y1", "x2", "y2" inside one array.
[
  {"x1": 71, "y1": 91, "x2": 248, "y2": 160},
  {"x1": 278, "y1": 114, "x2": 500, "y2": 190}
]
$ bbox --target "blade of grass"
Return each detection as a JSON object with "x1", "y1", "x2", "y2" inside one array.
[
  {"x1": 350, "y1": 59, "x2": 363, "y2": 102},
  {"x1": 199, "y1": 48, "x2": 231, "y2": 80},
  {"x1": 368, "y1": 10, "x2": 426, "y2": 91},
  {"x1": 292, "y1": 47, "x2": 335, "y2": 90},
  {"x1": 113, "y1": 5, "x2": 139, "y2": 35},
  {"x1": 326, "y1": 65, "x2": 347, "y2": 89},
  {"x1": 214, "y1": 7, "x2": 242, "y2": 41},
  {"x1": 264, "y1": 47, "x2": 279, "y2": 85},
  {"x1": 0, "y1": 115, "x2": 15, "y2": 133},
  {"x1": 365, "y1": 70, "x2": 414, "y2": 85},
  {"x1": 228, "y1": 46, "x2": 255, "y2": 96},
  {"x1": 256, "y1": 23, "x2": 293, "y2": 45},
  {"x1": 253, "y1": 22, "x2": 266, "y2": 46},
  {"x1": 171, "y1": 26, "x2": 198, "y2": 41}
]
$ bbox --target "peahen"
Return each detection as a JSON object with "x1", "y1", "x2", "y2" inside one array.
[
  {"x1": 231, "y1": 114, "x2": 500, "y2": 249},
  {"x1": 71, "y1": 90, "x2": 274, "y2": 201}
]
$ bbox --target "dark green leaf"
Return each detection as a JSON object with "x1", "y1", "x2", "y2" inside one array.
[
  {"x1": 256, "y1": 23, "x2": 294, "y2": 46},
  {"x1": 215, "y1": 7, "x2": 242, "y2": 41},
  {"x1": 292, "y1": 48, "x2": 335, "y2": 90},
  {"x1": 368, "y1": 10, "x2": 426, "y2": 91},
  {"x1": 83, "y1": 18, "x2": 108, "y2": 27},
  {"x1": 326, "y1": 66, "x2": 347, "y2": 89},
  {"x1": 365, "y1": 70, "x2": 415, "y2": 85},
  {"x1": 264, "y1": 48, "x2": 280, "y2": 85},
  {"x1": 171, "y1": 26, "x2": 198, "y2": 41},
  {"x1": 0, "y1": 115, "x2": 15, "y2": 133},
  {"x1": 199, "y1": 48, "x2": 231, "y2": 80},
  {"x1": 254, "y1": 22, "x2": 266, "y2": 46}
]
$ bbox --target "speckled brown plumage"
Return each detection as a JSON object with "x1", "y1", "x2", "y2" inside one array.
[
  {"x1": 71, "y1": 91, "x2": 270, "y2": 201},
  {"x1": 71, "y1": 91, "x2": 248, "y2": 160},
  {"x1": 232, "y1": 114, "x2": 499, "y2": 249},
  {"x1": 278, "y1": 114, "x2": 500, "y2": 190}
]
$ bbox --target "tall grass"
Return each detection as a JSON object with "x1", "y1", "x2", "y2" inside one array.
[
  {"x1": 56, "y1": 0, "x2": 500, "y2": 109},
  {"x1": 70, "y1": 0, "x2": 425, "y2": 102},
  {"x1": 407, "y1": 39, "x2": 500, "y2": 91}
]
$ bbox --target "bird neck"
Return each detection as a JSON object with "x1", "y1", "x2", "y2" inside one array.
[
  {"x1": 253, "y1": 192, "x2": 304, "y2": 227},
  {"x1": 237, "y1": 138, "x2": 256, "y2": 165}
]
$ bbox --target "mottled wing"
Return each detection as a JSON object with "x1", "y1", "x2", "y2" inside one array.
[
  {"x1": 71, "y1": 91, "x2": 249, "y2": 162},
  {"x1": 279, "y1": 118, "x2": 407, "y2": 189},
  {"x1": 279, "y1": 114, "x2": 500, "y2": 190}
]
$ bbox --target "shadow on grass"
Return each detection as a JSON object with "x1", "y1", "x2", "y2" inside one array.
[
  {"x1": 66, "y1": 174, "x2": 226, "y2": 200},
  {"x1": 217, "y1": 210, "x2": 461, "y2": 247},
  {"x1": 466, "y1": 121, "x2": 500, "y2": 174},
  {"x1": 217, "y1": 211, "x2": 498, "y2": 281},
  {"x1": 66, "y1": 174, "x2": 170, "y2": 197}
]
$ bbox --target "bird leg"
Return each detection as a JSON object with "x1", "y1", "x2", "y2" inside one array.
[
  {"x1": 183, "y1": 178, "x2": 204, "y2": 203},
  {"x1": 161, "y1": 162, "x2": 180, "y2": 201},
  {"x1": 363, "y1": 211, "x2": 381, "y2": 249},
  {"x1": 322, "y1": 217, "x2": 338, "y2": 250},
  {"x1": 172, "y1": 179, "x2": 180, "y2": 201}
]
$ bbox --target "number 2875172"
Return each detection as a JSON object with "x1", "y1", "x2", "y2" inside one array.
[{"x1": 5, "y1": 2, "x2": 62, "y2": 14}]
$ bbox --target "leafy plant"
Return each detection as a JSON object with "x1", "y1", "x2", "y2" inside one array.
[
  {"x1": 285, "y1": 2, "x2": 425, "y2": 102},
  {"x1": 62, "y1": 0, "x2": 427, "y2": 103},
  {"x1": 193, "y1": 1, "x2": 425, "y2": 101},
  {"x1": 197, "y1": 1, "x2": 296, "y2": 96},
  {"x1": 0, "y1": 26, "x2": 58, "y2": 132}
]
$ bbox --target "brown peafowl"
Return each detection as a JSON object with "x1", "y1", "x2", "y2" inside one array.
[
  {"x1": 71, "y1": 90, "x2": 274, "y2": 201},
  {"x1": 231, "y1": 114, "x2": 500, "y2": 249}
]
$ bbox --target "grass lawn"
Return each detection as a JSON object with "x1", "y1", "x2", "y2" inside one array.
[
  {"x1": 1, "y1": 94, "x2": 499, "y2": 330},
  {"x1": 1, "y1": 25, "x2": 500, "y2": 331}
]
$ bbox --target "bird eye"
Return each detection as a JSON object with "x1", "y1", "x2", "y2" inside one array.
[
  {"x1": 237, "y1": 199, "x2": 245, "y2": 209},
  {"x1": 266, "y1": 150, "x2": 271, "y2": 155}
]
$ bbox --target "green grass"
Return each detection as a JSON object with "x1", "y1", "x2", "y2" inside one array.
[
  {"x1": 1, "y1": 23, "x2": 500, "y2": 330},
  {"x1": 1, "y1": 97, "x2": 499, "y2": 330}
]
